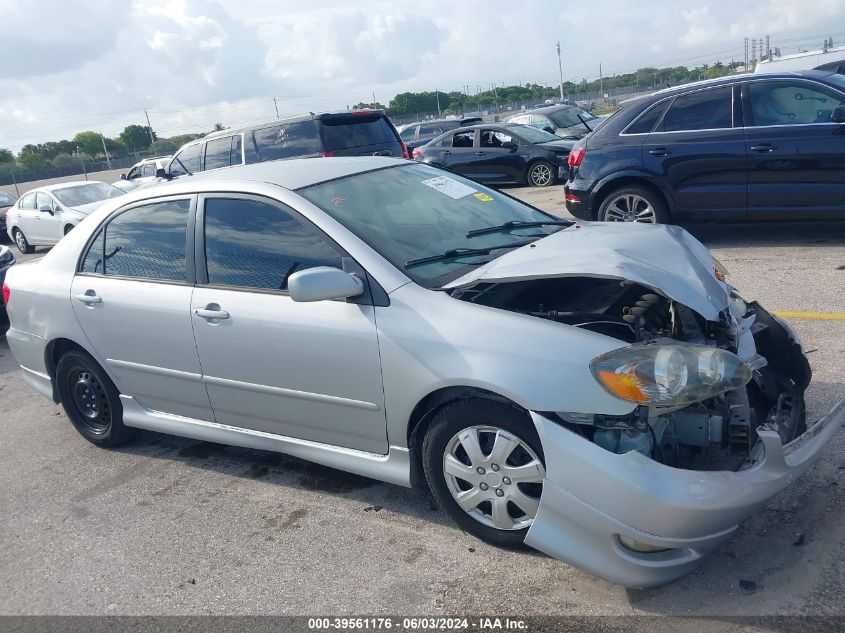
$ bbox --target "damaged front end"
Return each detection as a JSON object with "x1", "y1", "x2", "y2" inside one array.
[
  {"x1": 451, "y1": 274, "x2": 811, "y2": 473},
  {"x1": 444, "y1": 223, "x2": 841, "y2": 586}
]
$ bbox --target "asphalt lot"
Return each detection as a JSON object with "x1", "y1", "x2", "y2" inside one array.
[{"x1": 0, "y1": 184, "x2": 843, "y2": 618}]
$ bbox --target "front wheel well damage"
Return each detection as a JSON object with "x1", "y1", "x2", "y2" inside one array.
[{"x1": 406, "y1": 386, "x2": 529, "y2": 487}]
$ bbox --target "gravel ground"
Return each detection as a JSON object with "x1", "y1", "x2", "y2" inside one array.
[{"x1": 0, "y1": 185, "x2": 843, "y2": 620}]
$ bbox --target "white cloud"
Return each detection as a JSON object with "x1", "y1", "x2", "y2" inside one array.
[{"x1": 1, "y1": 0, "x2": 844, "y2": 151}]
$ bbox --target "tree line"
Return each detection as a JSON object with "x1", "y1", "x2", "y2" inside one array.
[
  {"x1": 378, "y1": 61, "x2": 744, "y2": 116},
  {"x1": 0, "y1": 124, "x2": 223, "y2": 175}
]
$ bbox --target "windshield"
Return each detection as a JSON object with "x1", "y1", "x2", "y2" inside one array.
[
  {"x1": 53, "y1": 183, "x2": 125, "y2": 207},
  {"x1": 298, "y1": 163, "x2": 562, "y2": 287},
  {"x1": 548, "y1": 106, "x2": 597, "y2": 128},
  {"x1": 505, "y1": 124, "x2": 560, "y2": 143}
]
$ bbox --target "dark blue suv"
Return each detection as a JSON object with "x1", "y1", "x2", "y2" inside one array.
[{"x1": 564, "y1": 70, "x2": 845, "y2": 223}]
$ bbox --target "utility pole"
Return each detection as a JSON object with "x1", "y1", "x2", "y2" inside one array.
[
  {"x1": 556, "y1": 41, "x2": 564, "y2": 101},
  {"x1": 372, "y1": 91, "x2": 377, "y2": 108},
  {"x1": 599, "y1": 63, "x2": 603, "y2": 96},
  {"x1": 435, "y1": 89, "x2": 441, "y2": 117},
  {"x1": 765, "y1": 34, "x2": 770, "y2": 60},
  {"x1": 744, "y1": 37, "x2": 748, "y2": 72},
  {"x1": 99, "y1": 132, "x2": 111, "y2": 169},
  {"x1": 144, "y1": 110, "x2": 156, "y2": 154},
  {"x1": 273, "y1": 97, "x2": 279, "y2": 118}
]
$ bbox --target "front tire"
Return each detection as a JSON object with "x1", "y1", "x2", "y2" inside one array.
[
  {"x1": 526, "y1": 160, "x2": 555, "y2": 187},
  {"x1": 597, "y1": 185, "x2": 668, "y2": 223},
  {"x1": 55, "y1": 349, "x2": 132, "y2": 447},
  {"x1": 422, "y1": 399, "x2": 545, "y2": 549},
  {"x1": 13, "y1": 228, "x2": 34, "y2": 254}
]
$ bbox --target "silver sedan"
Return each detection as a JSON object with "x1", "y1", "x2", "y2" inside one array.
[{"x1": 3, "y1": 157, "x2": 842, "y2": 587}]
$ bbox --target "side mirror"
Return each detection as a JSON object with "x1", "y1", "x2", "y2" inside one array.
[
  {"x1": 501, "y1": 141, "x2": 518, "y2": 152},
  {"x1": 155, "y1": 167, "x2": 168, "y2": 178},
  {"x1": 288, "y1": 267, "x2": 364, "y2": 302},
  {"x1": 832, "y1": 105, "x2": 845, "y2": 123},
  {"x1": 38, "y1": 204, "x2": 54, "y2": 215},
  {"x1": 120, "y1": 173, "x2": 127, "y2": 180},
  {"x1": 542, "y1": 126, "x2": 555, "y2": 134}
]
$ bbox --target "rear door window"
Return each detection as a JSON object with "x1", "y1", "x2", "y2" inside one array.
[
  {"x1": 251, "y1": 121, "x2": 322, "y2": 162},
  {"x1": 19, "y1": 193, "x2": 36, "y2": 210},
  {"x1": 204, "y1": 136, "x2": 235, "y2": 170},
  {"x1": 399, "y1": 126, "x2": 417, "y2": 141},
  {"x1": 657, "y1": 86, "x2": 733, "y2": 132},
  {"x1": 321, "y1": 115, "x2": 397, "y2": 151},
  {"x1": 451, "y1": 131, "x2": 476, "y2": 148}
]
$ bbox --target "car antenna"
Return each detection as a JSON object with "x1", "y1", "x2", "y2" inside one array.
[{"x1": 577, "y1": 114, "x2": 593, "y2": 133}]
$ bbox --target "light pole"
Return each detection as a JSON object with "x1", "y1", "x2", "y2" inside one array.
[{"x1": 556, "y1": 41, "x2": 565, "y2": 101}]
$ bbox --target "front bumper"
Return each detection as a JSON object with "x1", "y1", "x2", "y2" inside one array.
[{"x1": 525, "y1": 397, "x2": 845, "y2": 587}]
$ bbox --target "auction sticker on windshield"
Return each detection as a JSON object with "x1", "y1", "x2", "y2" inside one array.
[{"x1": 421, "y1": 176, "x2": 477, "y2": 199}]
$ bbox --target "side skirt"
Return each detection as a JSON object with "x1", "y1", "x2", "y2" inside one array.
[{"x1": 119, "y1": 395, "x2": 412, "y2": 488}]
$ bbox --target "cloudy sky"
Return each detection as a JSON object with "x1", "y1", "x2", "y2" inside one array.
[{"x1": 2, "y1": 0, "x2": 844, "y2": 151}]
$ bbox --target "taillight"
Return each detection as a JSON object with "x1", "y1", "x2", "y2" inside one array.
[
  {"x1": 320, "y1": 150, "x2": 334, "y2": 157},
  {"x1": 2, "y1": 283, "x2": 9, "y2": 306},
  {"x1": 568, "y1": 147, "x2": 586, "y2": 167},
  {"x1": 401, "y1": 142, "x2": 410, "y2": 160},
  {"x1": 412, "y1": 148, "x2": 422, "y2": 159}
]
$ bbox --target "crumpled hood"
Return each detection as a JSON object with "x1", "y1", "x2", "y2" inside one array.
[
  {"x1": 445, "y1": 222, "x2": 730, "y2": 321},
  {"x1": 69, "y1": 200, "x2": 109, "y2": 216}
]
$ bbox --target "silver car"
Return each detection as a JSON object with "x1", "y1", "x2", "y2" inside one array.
[
  {"x1": 3, "y1": 157, "x2": 842, "y2": 587},
  {"x1": 5, "y1": 181, "x2": 125, "y2": 253}
]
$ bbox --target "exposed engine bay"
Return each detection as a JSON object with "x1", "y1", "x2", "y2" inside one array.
[{"x1": 451, "y1": 277, "x2": 812, "y2": 471}]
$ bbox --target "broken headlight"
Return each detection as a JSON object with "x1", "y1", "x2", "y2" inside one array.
[{"x1": 590, "y1": 344, "x2": 751, "y2": 406}]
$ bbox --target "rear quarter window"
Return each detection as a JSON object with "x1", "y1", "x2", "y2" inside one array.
[
  {"x1": 250, "y1": 121, "x2": 322, "y2": 162},
  {"x1": 321, "y1": 116, "x2": 398, "y2": 150}
]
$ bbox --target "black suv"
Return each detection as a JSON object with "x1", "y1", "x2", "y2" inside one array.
[
  {"x1": 166, "y1": 110, "x2": 407, "y2": 178},
  {"x1": 564, "y1": 70, "x2": 845, "y2": 223},
  {"x1": 397, "y1": 117, "x2": 483, "y2": 154}
]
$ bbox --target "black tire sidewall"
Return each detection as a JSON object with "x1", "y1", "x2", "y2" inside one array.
[
  {"x1": 527, "y1": 160, "x2": 555, "y2": 187},
  {"x1": 56, "y1": 350, "x2": 130, "y2": 447},
  {"x1": 422, "y1": 398, "x2": 545, "y2": 549},
  {"x1": 598, "y1": 186, "x2": 669, "y2": 223}
]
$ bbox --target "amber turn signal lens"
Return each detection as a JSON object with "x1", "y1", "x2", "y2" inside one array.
[{"x1": 597, "y1": 370, "x2": 648, "y2": 402}]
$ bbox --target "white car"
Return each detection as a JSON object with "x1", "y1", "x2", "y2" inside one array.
[
  {"x1": 112, "y1": 156, "x2": 172, "y2": 192},
  {"x1": 5, "y1": 181, "x2": 125, "y2": 253},
  {"x1": 2, "y1": 158, "x2": 842, "y2": 587}
]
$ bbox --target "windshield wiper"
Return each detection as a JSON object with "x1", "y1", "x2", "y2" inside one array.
[
  {"x1": 466, "y1": 220, "x2": 571, "y2": 238},
  {"x1": 577, "y1": 114, "x2": 593, "y2": 133},
  {"x1": 405, "y1": 239, "x2": 537, "y2": 269}
]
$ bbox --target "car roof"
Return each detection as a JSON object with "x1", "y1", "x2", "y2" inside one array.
[
  {"x1": 522, "y1": 104, "x2": 582, "y2": 115},
  {"x1": 397, "y1": 116, "x2": 482, "y2": 130},
  {"x1": 644, "y1": 69, "x2": 838, "y2": 98},
  {"x1": 151, "y1": 156, "x2": 405, "y2": 192},
  {"x1": 28, "y1": 180, "x2": 105, "y2": 194}
]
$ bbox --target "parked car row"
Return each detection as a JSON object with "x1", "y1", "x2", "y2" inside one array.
[{"x1": 397, "y1": 116, "x2": 483, "y2": 154}]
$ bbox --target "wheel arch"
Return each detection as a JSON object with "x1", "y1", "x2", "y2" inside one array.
[
  {"x1": 591, "y1": 173, "x2": 673, "y2": 219},
  {"x1": 44, "y1": 337, "x2": 94, "y2": 403},
  {"x1": 406, "y1": 385, "x2": 528, "y2": 487},
  {"x1": 525, "y1": 157, "x2": 556, "y2": 185}
]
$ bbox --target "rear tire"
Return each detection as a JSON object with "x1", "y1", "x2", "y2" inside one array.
[
  {"x1": 55, "y1": 349, "x2": 132, "y2": 447},
  {"x1": 526, "y1": 160, "x2": 555, "y2": 187},
  {"x1": 13, "y1": 228, "x2": 34, "y2": 254},
  {"x1": 63, "y1": 224, "x2": 74, "y2": 236},
  {"x1": 422, "y1": 398, "x2": 545, "y2": 549},
  {"x1": 597, "y1": 185, "x2": 668, "y2": 223}
]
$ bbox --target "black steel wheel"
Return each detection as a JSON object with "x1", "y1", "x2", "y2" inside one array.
[{"x1": 56, "y1": 349, "x2": 131, "y2": 447}]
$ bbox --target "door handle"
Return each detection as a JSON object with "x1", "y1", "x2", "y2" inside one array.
[
  {"x1": 474, "y1": 151, "x2": 486, "y2": 156},
  {"x1": 194, "y1": 307, "x2": 230, "y2": 320},
  {"x1": 74, "y1": 292, "x2": 102, "y2": 304},
  {"x1": 750, "y1": 143, "x2": 774, "y2": 153},
  {"x1": 648, "y1": 148, "x2": 669, "y2": 156},
  {"x1": 442, "y1": 150, "x2": 451, "y2": 155}
]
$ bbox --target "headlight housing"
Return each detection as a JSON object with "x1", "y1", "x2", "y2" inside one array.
[
  {"x1": 590, "y1": 344, "x2": 751, "y2": 407},
  {"x1": 0, "y1": 246, "x2": 13, "y2": 265}
]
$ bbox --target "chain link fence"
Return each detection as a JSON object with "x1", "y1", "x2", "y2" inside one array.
[{"x1": 0, "y1": 151, "x2": 161, "y2": 189}]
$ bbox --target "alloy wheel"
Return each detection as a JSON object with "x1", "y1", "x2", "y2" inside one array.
[
  {"x1": 442, "y1": 425, "x2": 545, "y2": 531},
  {"x1": 15, "y1": 230, "x2": 26, "y2": 252},
  {"x1": 529, "y1": 163, "x2": 553, "y2": 187},
  {"x1": 603, "y1": 193, "x2": 656, "y2": 223}
]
